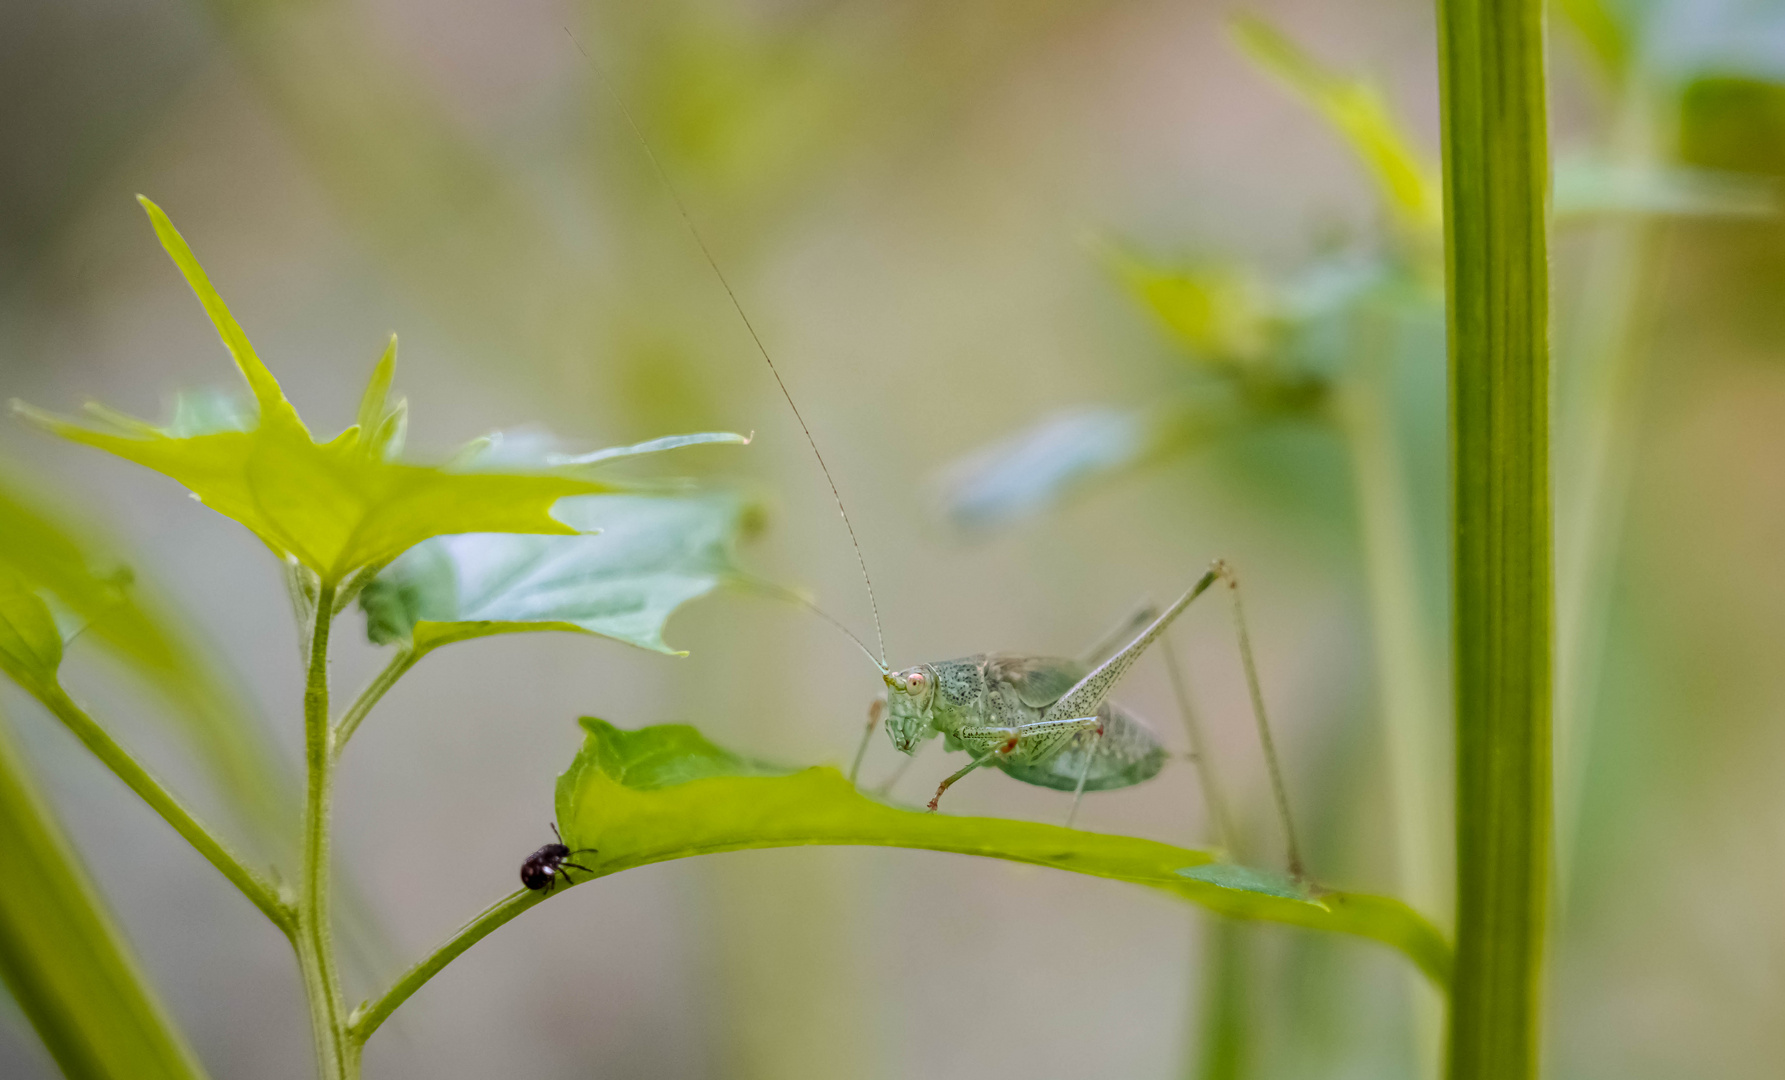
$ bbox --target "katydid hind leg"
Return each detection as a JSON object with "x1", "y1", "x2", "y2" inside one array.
[
  {"x1": 1044, "y1": 568, "x2": 1220, "y2": 725},
  {"x1": 1080, "y1": 600, "x2": 1159, "y2": 668},
  {"x1": 1215, "y1": 561, "x2": 1307, "y2": 880},
  {"x1": 1161, "y1": 626, "x2": 1236, "y2": 852}
]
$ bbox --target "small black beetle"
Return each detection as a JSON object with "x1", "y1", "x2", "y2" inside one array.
[{"x1": 520, "y1": 823, "x2": 597, "y2": 893}]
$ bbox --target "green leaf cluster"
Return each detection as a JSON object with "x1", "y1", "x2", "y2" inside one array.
[{"x1": 16, "y1": 198, "x2": 606, "y2": 589}]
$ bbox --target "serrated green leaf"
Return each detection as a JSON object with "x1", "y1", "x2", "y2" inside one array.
[
  {"x1": 14, "y1": 199, "x2": 605, "y2": 585},
  {"x1": 0, "y1": 711, "x2": 209, "y2": 1080},
  {"x1": 555, "y1": 720, "x2": 1452, "y2": 987},
  {"x1": 1232, "y1": 15, "x2": 1442, "y2": 234},
  {"x1": 360, "y1": 494, "x2": 748, "y2": 657}
]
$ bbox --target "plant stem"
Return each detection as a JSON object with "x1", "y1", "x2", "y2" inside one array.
[
  {"x1": 1186, "y1": 919, "x2": 1250, "y2": 1080},
  {"x1": 1337, "y1": 305, "x2": 1447, "y2": 922},
  {"x1": 38, "y1": 688, "x2": 291, "y2": 931},
  {"x1": 1435, "y1": 0, "x2": 1553, "y2": 1077},
  {"x1": 332, "y1": 646, "x2": 419, "y2": 757},
  {"x1": 295, "y1": 582, "x2": 349, "y2": 1080},
  {"x1": 348, "y1": 889, "x2": 546, "y2": 1049},
  {"x1": 1336, "y1": 303, "x2": 1448, "y2": 1077},
  {"x1": 1554, "y1": 86, "x2": 1666, "y2": 904}
]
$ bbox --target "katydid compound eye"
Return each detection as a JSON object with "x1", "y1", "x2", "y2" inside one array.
[{"x1": 906, "y1": 672, "x2": 925, "y2": 691}]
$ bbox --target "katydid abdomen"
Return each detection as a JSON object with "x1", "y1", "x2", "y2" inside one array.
[{"x1": 989, "y1": 703, "x2": 1167, "y2": 791}]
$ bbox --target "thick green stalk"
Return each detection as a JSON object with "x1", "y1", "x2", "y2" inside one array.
[
  {"x1": 37, "y1": 689, "x2": 290, "y2": 930},
  {"x1": 1434, "y1": 1, "x2": 1553, "y2": 1078},
  {"x1": 0, "y1": 708, "x2": 211, "y2": 1080},
  {"x1": 296, "y1": 583, "x2": 349, "y2": 1080}
]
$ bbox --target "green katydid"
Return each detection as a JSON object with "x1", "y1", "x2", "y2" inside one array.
[{"x1": 583, "y1": 34, "x2": 1306, "y2": 877}]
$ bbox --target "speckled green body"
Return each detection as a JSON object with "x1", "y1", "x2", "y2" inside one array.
[{"x1": 884, "y1": 654, "x2": 1168, "y2": 791}]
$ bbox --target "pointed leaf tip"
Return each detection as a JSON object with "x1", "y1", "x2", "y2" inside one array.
[
  {"x1": 134, "y1": 197, "x2": 302, "y2": 433},
  {"x1": 356, "y1": 335, "x2": 399, "y2": 443}
]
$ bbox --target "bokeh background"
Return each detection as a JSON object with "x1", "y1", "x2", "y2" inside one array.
[{"x1": 4, "y1": 0, "x2": 1785, "y2": 1077}]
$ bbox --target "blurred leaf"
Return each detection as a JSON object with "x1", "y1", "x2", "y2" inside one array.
[
  {"x1": 14, "y1": 198, "x2": 604, "y2": 586},
  {"x1": 1680, "y1": 75, "x2": 1785, "y2": 177},
  {"x1": 0, "y1": 470, "x2": 294, "y2": 846},
  {"x1": 0, "y1": 572, "x2": 63, "y2": 700},
  {"x1": 0, "y1": 711, "x2": 209, "y2": 1080},
  {"x1": 556, "y1": 720, "x2": 1452, "y2": 987},
  {"x1": 1553, "y1": 155, "x2": 1777, "y2": 218},
  {"x1": 360, "y1": 494, "x2": 750, "y2": 657},
  {"x1": 1231, "y1": 14, "x2": 1442, "y2": 234},
  {"x1": 1555, "y1": 0, "x2": 1633, "y2": 86},
  {"x1": 939, "y1": 404, "x2": 1231, "y2": 531},
  {"x1": 1103, "y1": 244, "x2": 1277, "y2": 362}
]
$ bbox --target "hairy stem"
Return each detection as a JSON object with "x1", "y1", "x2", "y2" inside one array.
[
  {"x1": 349, "y1": 889, "x2": 547, "y2": 1048},
  {"x1": 37, "y1": 689, "x2": 291, "y2": 931},
  {"x1": 332, "y1": 646, "x2": 419, "y2": 757},
  {"x1": 295, "y1": 582, "x2": 349, "y2": 1080}
]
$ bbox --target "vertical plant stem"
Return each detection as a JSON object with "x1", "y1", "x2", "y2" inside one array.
[
  {"x1": 1163, "y1": 629, "x2": 1249, "y2": 1080},
  {"x1": 1186, "y1": 919, "x2": 1251, "y2": 1080},
  {"x1": 1339, "y1": 306, "x2": 1448, "y2": 920},
  {"x1": 295, "y1": 582, "x2": 349, "y2": 1080},
  {"x1": 1435, "y1": 1, "x2": 1553, "y2": 1078},
  {"x1": 1336, "y1": 304, "x2": 1448, "y2": 1077},
  {"x1": 1554, "y1": 88, "x2": 1667, "y2": 902}
]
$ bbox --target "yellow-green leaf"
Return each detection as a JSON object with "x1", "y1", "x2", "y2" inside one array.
[
  {"x1": 1232, "y1": 15, "x2": 1442, "y2": 235},
  {"x1": 15, "y1": 199, "x2": 605, "y2": 585},
  {"x1": 556, "y1": 720, "x2": 1452, "y2": 987}
]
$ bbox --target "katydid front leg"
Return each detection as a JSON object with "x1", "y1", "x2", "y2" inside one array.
[{"x1": 927, "y1": 717, "x2": 1102, "y2": 811}]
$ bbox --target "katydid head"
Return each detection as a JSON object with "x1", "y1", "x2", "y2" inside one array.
[{"x1": 882, "y1": 665, "x2": 938, "y2": 754}]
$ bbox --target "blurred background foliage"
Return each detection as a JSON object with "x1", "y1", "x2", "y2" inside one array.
[{"x1": 2, "y1": 0, "x2": 1784, "y2": 1077}]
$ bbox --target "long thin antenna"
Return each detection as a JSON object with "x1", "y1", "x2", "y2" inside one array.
[
  {"x1": 567, "y1": 27, "x2": 888, "y2": 669},
  {"x1": 732, "y1": 572, "x2": 886, "y2": 674},
  {"x1": 1213, "y1": 561, "x2": 1305, "y2": 880}
]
